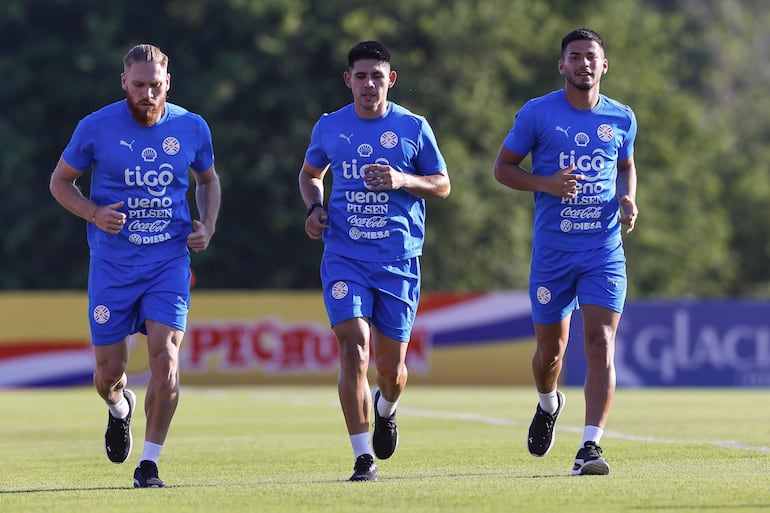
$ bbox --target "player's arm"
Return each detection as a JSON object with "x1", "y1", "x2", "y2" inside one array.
[
  {"x1": 188, "y1": 165, "x2": 221, "y2": 252},
  {"x1": 299, "y1": 160, "x2": 329, "y2": 240},
  {"x1": 616, "y1": 156, "x2": 638, "y2": 233},
  {"x1": 49, "y1": 156, "x2": 125, "y2": 234},
  {"x1": 400, "y1": 169, "x2": 450, "y2": 200},
  {"x1": 359, "y1": 163, "x2": 450, "y2": 200},
  {"x1": 493, "y1": 146, "x2": 583, "y2": 199},
  {"x1": 50, "y1": 156, "x2": 93, "y2": 221}
]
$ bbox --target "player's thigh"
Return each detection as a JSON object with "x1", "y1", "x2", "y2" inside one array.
[
  {"x1": 321, "y1": 252, "x2": 374, "y2": 327},
  {"x1": 576, "y1": 244, "x2": 627, "y2": 315},
  {"x1": 139, "y1": 255, "x2": 191, "y2": 335},
  {"x1": 529, "y1": 246, "x2": 579, "y2": 325},
  {"x1": 88, "y1": 257, "x2": 143, "y2": 345},
  {"x1": 371, "y1": 257, "x2": 420, "y2": 343}
]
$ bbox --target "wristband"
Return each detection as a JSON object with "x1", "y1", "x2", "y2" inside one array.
[{"x1": 306, "y1": 202, "x2": 323, "y2": 218}]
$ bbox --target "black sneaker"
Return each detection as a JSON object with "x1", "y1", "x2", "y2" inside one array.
[
  {"x1": 371, "y1": 387, "x2": 398, "y2": 460},
  {"x1": 527, "y1": 389, "x2": 565, "y2": 457},
  {"x1": 105, "y1": 389, "x2": 136, "y2": 464},
  {"x1": 572, "y1": 441, "x2": 610, "y2": 475},
  {"x1": 349, "y1": 454, "x2": 378, "y2": 482},
  {"x1": 134, "y1": 460, "x2": 166, "y2": 488}
]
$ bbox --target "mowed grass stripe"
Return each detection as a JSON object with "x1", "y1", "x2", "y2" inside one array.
[{"x1": 1, "y1": 386, "x2": 769, "y2": 513}]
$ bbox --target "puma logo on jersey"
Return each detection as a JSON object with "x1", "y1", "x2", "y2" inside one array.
[
  {"x1": 555, "y1": 126, "x2": 570, "y2": 138},
  {"x1": 338, "y1": 133, "x2": 354, "y2": 144},
  {"x1": 120, "y1": 139, "x2": 135, "y2": 151}
]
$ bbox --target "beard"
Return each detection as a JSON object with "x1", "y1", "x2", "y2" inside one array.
[
  {"x1": 566, "y1": 74, "x2": 595, "y2": 92},
  {"x1": 126, "y1": 94, "x2": 166, "y2": 126}
]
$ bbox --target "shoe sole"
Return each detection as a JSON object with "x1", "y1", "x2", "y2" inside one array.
[{"x1": 528, "y1": 389, "x2": 565, "y2": 457}]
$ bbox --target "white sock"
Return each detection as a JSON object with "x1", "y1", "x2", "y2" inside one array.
[
  {"x1": 376, "y1": 391, "x2": 398, "y2": 418},
  {"x1": 108, "y1": 394, "x2": 130, "y2": 419},
  {"x1": 582, "y1": 425, "x2": 604, "y2": 445},
  {"x1": 350, "y1": 432, "x2": 372, "y2": 459},
  {"x1": 138, "y1": 441, "x2": 163, "y2": 465},
  {"x1": 537, "y1": 390, "x2": 559, "y2": 415}
]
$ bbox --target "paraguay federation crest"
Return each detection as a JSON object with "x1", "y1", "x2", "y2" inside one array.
[
  {"x1": 331, "y1": 281, "x2": 349, "y2": 300},
  {"x1": 163, "y1": 137, "x2": 180, "y2": 155},
  {"x1": 380, "y1": 131, "x2": 398, "y2": 149},
  {"x1": 536, "y1": 287, "x2": 552, "y2": 305},
  {"x1": 597, "y1": 124, "x2": 614, "y2": 143},
  {"x1": 93, "y1": 304, "x2": 111, "y2": 324}
]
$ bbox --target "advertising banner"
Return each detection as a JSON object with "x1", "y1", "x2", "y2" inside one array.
[
  {"x1": 565, "y1": 300, "x2": 770, "y2": 387},
  {"x1": 0, "y1": 291, "x2": 536, "y2": 387}
]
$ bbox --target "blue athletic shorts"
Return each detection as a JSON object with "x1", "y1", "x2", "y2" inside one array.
[
  {"x1": 528, "y1": 241, "x2": 627, "y2": 325},
  {"x1": 320, "y1": 252, "x2": 420, "y2": 343},
  {"x1": 87, "y1": 254, "x2": 191, "y2": 346}
]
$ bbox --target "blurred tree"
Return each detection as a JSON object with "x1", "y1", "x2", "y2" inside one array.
[{"x1": 0, "y1": 0, "x2": 765, "y2": 297}]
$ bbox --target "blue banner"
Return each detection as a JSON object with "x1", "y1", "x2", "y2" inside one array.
[{"x1": 565, "y1": 300, "x2": 770, "y2": 387}]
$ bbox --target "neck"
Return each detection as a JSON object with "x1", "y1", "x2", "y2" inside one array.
[
  {"x1": 354, "y1": 102, "x2": 388, "y2": 119},
  {"x1": 564, "y1": 85, "x2": 600, "y2": 111}
]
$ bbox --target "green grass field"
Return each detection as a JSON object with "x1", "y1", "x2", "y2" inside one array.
[{"x1": 1, "y1": 385, "x2": 769, "y2": 512}]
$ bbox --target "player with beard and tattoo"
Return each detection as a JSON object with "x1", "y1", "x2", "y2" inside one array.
[
  {"x1": 49, "y1": 44, "x2": 221, "y2": 488},
  {"x1": 493, "y1": 28, "x2": 639, "y2": 476}
]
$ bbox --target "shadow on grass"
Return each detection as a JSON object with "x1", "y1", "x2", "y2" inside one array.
[
  {"x1": 0, "y1": 484, "x2": 200, "y2": 494},
  {"x1": 627, "y1": 506, "x2": 770, "y2": 511}
]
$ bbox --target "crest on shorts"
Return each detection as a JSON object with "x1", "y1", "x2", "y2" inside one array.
[
  {"x1": 93, "y1": 305, "x2": 111, "y2": 324},
  {"x1": 536, "y1": 287, "x2": 552, "y2": 305},
  {"x1": 331, "y1": 281, "x2": 349, "y2": 300}
]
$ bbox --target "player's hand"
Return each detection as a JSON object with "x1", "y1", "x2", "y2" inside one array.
[
  {"x1": 305, "y1": 208, "x2": 328, "y2": 240},
  {"x1": 549, "y1": 165, "x2": 585, "y2": 199},
  {"x1": 93, "y1": 201, "x2": 126, "y2": 235},
  {"x1": 618, "y1": 195, "x2": 638, "y2": 233},
  {"x1": 363, "y1": 164, "x2": 401, "y2": 190},
  {"x1": 187, "y1": 220, "x2": 213, "y2": 252}
]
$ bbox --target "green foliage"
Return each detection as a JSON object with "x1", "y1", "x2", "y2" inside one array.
[{"x1": 1, "y1": 0, "x2": 767, "y2": 296}]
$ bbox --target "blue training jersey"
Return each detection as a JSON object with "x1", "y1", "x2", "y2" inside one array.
[
  {"x1": 503, "y1": 89, "x2": 636, "y2": 251},
  {"x1": 62, "y1": 100, "x2": 215, "y2": 264},
  {"x1": 305, "y1": 102, "x2": 446, "y2": 262}
]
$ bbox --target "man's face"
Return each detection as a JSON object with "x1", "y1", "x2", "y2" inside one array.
[
  {"x1": 559, "y1": 40, "x2": 607, "y2": 91},
  {"x1": 344, "y1": 59, "x2": 395, "y2": 116},
  {"x1": 121, "y1": 61, "x2": 170, "y2": 126}
]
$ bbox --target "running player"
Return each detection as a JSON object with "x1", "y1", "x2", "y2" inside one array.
[
  {"x1": 298, "y1": 41, "x2": 450, "y2": 481},
  {"x1": 493, "y1": 28, "x2": 639, "y2": 476},
  {"x1": 49, "y1": 43, "x2": 221, "y2": 488}
]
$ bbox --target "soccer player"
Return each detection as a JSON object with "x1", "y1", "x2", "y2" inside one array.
[
  {"x1": 49, "y1": 44, "x2": 221, "y2": 487},
  {"x1": 493, "y1": 28, "x2": 638, "y2": 475},
  {"x1": 298, "y1": 41, "x2": 450, "y2": 481}
]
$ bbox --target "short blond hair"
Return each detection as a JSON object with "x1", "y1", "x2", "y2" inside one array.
[{"x1": 123, "y1": 44, "x2": 169, "y2": 71}]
